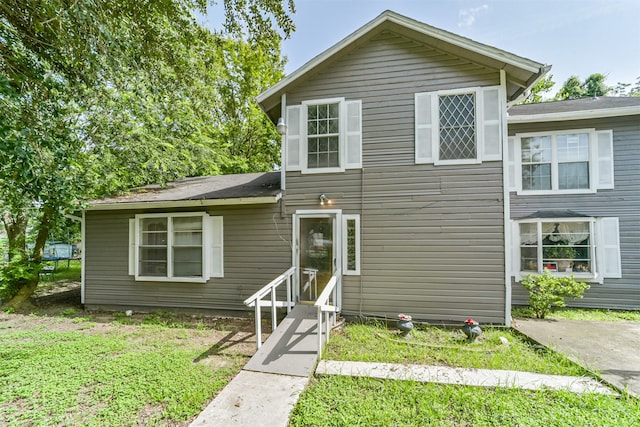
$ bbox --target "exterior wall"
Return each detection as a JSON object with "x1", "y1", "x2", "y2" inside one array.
[
  {"x1": 285, "y1": 30, "x2": 507, "y2": 323},
  {"x1": 509, "y1": 115, "x2": 640, "y2": 309},
  {"x1": 84, "y1": 203, "x2": 292, "y2": 312}
]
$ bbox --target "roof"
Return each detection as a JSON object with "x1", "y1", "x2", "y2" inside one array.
[
  {"x1": 257, "y1": 10, "x2": 549, "y2": 119},
  {"x1": 508, "y1": 97, "x2": 640, "y2": 123},
  {"x1": 88, "y1": 172, "x2": 282, "y2": 211}
]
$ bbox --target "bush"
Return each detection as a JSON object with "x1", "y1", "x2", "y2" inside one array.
[
  {"x1": 0, "y1": 254, "x2": 39, "y2": 302},
  {"x1": 521, "y1": 269, "x2": 590, "y2": 319}
]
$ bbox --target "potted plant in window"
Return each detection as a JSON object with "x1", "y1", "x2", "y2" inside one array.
[{"x1": 544, "y1": 245, "x2": 576, "y2": 272}]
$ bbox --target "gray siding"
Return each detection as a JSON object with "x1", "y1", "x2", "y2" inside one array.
[
  {"x1": 84, "y1": 204, "x2": 292, "y2": 312},
  {"x1": 285, "y1": 30, "x2": 507, "y2": 324},
  {"x1": 509, "y1": 115, "x2": 640, "y2": 309}
]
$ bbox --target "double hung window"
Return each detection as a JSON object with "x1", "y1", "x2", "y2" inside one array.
[{"x1": 130, "y1": 212, "x2": 223, "y2": 282}]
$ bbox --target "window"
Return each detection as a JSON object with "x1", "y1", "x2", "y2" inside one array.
[
  {"x1": 519, "y1": 220, "x2": 593, "y2": 275},
  {"x1": 285, "y1": 98, "x2": 362, "y2": 173},
  {"x1": 342, "y1": 214, "x2": 360, "y2": 275},
  {"x1": 513, "y1": 216, "x2": 621, "y2": 282},
  {"x1": 129, "y1": 213, "x2": 223, "y2": 282},
  {"x1": 439, "y1": 93, "x2": 476, "y2": 161},
  {"x1": 415, "y1": 86, "x2": 502, "y2": 165},
  {"x1": 510, "y1": 129, "x2": 614, "y2": 194},
  {"x1": 307, "y1": 103, "x2": 340, "y2": 168}
]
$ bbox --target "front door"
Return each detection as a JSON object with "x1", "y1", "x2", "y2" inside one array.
[{"x1": 297, "y1": 215, "x2": 336, "y2": 302}]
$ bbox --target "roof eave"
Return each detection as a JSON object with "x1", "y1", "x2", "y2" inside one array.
[
  {"x1": 86, "y1": 194, "x2": 282, "y2": 211},
  {"x1": 508, "y1": 106, "x2": 640, "y2": 124},
  {"x1": 257, "y1": 10, "x2": 547, "y2": 111}
]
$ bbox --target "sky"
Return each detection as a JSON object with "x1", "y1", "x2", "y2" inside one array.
[{"x1": 205, "y1": 0, "x2": 640, "y2": 96}]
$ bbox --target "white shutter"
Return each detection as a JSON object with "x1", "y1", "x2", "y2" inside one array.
[
  {"x1": 596, "y1": 130, "x2": 614, "y2": 189},
  {"x1": 128, "y1": 218, "x2": 135, "y2": 275},
  {"x1": 507, "y1": 137, "x2": 517, "y2": 192},
  {"x1": 481, "y1": 87, "x2": 502, "y2": 161},
  {"x1": 597, "y1": 217, "x2": 621, "y2": 279},
  {"x1": 345, "y1": 100, "x2": 362, "y2": 169},
  {"x1": 511, "y1": 221, "x2": 521, "y2": 280},
  {"x1": 415, "y1": 92, "x2": 435, "y2": 164},
  {"x1": 207, "y1": 216, "x2": 224, "y2": 278},
  {"x1": 285, "y1": 105, "x2": 302, "y2": 171}
]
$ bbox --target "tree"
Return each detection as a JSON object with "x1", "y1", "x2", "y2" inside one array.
[
  {"x1": 520, "y1": 74, "x2": 555, "y2": 104},
  {"x1": 556, "y1": 73, "x2": 611, "y2": 100},
  {"x1": 0, "y1": 0, "x2": 295, "y2": 308}
]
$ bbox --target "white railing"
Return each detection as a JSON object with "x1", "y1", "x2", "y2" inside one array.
[
  {"x1": 314, "y1": 269, "x2": 341, "y2": 357},
  {"x1": 243, "y1": 266, "x2": 296, "y2": 349}
]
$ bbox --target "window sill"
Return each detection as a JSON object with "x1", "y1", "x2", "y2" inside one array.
[
  {"x1": 135, "y1": 276, "x2": 208, "y2": 284},
  {"x1": 301, "y1": 167, "x2": 346, "y2": 174},
  {"x1": 517, "y1": 271, "x2": 597, "y2": 282},
  {"x1": 515, "y1": 189, "x2": 596, "y2": 196}
]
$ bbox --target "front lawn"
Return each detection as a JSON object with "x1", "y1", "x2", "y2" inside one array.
[
  {"x1": 0, "y1": 310, "x2": 256, "y2": 426},
  {"x1": 290, "y1": 322, "x2": 640, "y2": 427}
]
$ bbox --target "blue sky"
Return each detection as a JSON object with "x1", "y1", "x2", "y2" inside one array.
[{"x1": 280, "y1": 0, "x2": 640, "y2": 94}]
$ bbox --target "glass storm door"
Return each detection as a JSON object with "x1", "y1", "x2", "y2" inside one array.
[{"x1": 298, "y1": 216, "x2": 335, "y2": 302}]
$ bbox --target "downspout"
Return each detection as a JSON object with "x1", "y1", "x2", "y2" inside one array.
[
  {"x1": 500, "y1": 69, "x2": 512, "y2": 326},
  {"x1": 280, "y1": 94, "x2": 287, "y2": 219}
]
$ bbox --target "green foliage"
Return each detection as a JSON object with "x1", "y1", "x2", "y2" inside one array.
[
  {"x1": 325, "y1": 323, "x2": 587, "y2": 376},
  {"x1": 520, "y1": 74, "x2": 556, "y2": 104},
  {"x1": 513, "y1": 306, "x2": 640, "y2": 322},
  {"x1": 521, "y1": 270, "x2": 590, "y2": 319},
  {"x1": 0, "y1": 253, "x2": 38, "y2": 301},
  {"x1": 0, "y1": 323, "x2": 245, "y2": 425},
  {"x1": 556, "y1": 73, "x2": 611, "y2": 100},
  {"x1": 290, "y1": 376, "x2": 640, "y2": 427}
]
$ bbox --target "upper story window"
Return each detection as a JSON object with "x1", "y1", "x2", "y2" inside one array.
[
  {"x1": 129, "y1": 212, "x2": 223, "y2": 283},
  {"x1": 439, "y1": 93, "x2": 477, "y2": 161},
  {"x1": 415, "y1": 86, "x2": 502, "y2": 165},
  {"x1": 508, "y1": 129, "x2": 614, "y2": 194},
  {"x1": 285, "y1": 98, "x2": 362, "y2": 174},
  {"x1": 307, "y1": 103, "x2": 340, "y2": 169}
]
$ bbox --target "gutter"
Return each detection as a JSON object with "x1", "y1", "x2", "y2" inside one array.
[
  {"x1": 508, "y1": 106, "x2": 640, "y2": 123},
  {"x1": 86, "y1": 194, "x2": 282, "y2": 211}
]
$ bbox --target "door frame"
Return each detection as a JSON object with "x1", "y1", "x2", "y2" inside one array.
[{"x1": 293, "y1": 209, "x2": 342, "y2": 303}]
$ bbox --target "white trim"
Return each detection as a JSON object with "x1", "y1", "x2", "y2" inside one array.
[
  {"x1": 281, "y1": 93, "x2": 287, "y2": 189},
  {"x1": 81, "y1": 210, "x2": 86, "y2": 304},
  {"x1": 515, "y1": 217, "x2": 599, "y2": 281},
  {"x1": 515, "y1": 128, "x2": 597, "y2": 195},
  {"x1": 301, "y1": 98, "x2": 347, "y2": 174},
  {"x1": 133, "y1": 212, "x2": 210, "y2": 283},
  {"x1": 500, "y1": 69, "x2": 511, "y2": 327},
  {"x1": 508, "y1": 106, "x2": 640, "y2": 123},
  {"x1": 342, "y1": 214, "x2": 361, "y2": 275},
  {"x1": 257, "y1": 11, "x2": 544, "y2": 105},
  {"x1": 88, "y1": 195, "x2": 281, "y2": 211}
]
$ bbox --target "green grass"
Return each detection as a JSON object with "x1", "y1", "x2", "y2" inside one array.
[
  {"x1": 290, "y1": 322, "x2": 639, "y2": 426},
  {"x1": 0, "y1": 324, "x2": 245, "y2": 426},
  {"x1": 324, "y1": 323, "x2": 587, "y2": 375},
  {"x1": 290, "y1": 376, "x2": 640, "y2": 427},
  {"x1": 39, "y1": 259, "x2": 81, "y2": 284},
  {"x1": 513, "y1": 306, "x2": 640, "y2": 322}
]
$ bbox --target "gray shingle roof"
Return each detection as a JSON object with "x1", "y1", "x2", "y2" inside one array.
[
  {"x1": 92, "y1": 172, "x2": 281, "y2": 206},
  {"x1": 508, "y1": 97, "x2": 640, "y2": 116}
]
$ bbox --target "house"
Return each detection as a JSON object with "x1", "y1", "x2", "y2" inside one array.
[
  {"x1": 83, "y1": 11, "x2": 636, "y2": 325},
  {"x1": 507, "y1": 97, "x2": 640, "y2": 309}
]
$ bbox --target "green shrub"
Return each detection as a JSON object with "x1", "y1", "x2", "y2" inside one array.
[
  {"x1": 0, "y1": 254, "x2": 39, "y2": 302},
  {"x1": 521, "y1": 269, "x2": 590, "y2": 319}
]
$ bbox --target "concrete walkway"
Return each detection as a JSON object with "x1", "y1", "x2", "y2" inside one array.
[
  {"x1": 514, "y1": 318, "x2": 640, "y2": 397},
  {"x1": 317, "y1": 360, "x2": 614, "y2": 394}
]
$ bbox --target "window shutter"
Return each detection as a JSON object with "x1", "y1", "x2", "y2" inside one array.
[
  {"x1": 207, "y1": 216, "x2": 224, "y2": 278},
  {"x1": 415, "y1": 92, "x2": 435, "y2": 164},
  {"x1": 345, "y1": 100, "x2": 362, "y2": 169},
  {"x1": 597, "y1": 217, "x2": 621, "y2": 279},
  {"x1": 481, "y1": 87, "x2": 502, "y2": 161},
  {"x1": 286, "y1": 105, "x2": 302, "y2": 171},
  {"x1": 596, "y1": 130, "x2": 614, "y2": 189},
  {"x1": 128, "y1": 218, "x2": 135, "y2": 275}
]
